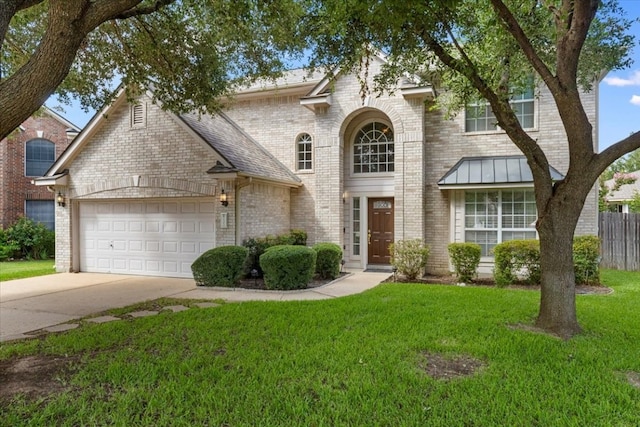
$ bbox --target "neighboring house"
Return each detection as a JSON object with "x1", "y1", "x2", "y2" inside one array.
[
  {"x1": 36, "y1": 57, "x2": 598, "y2": 278},
  {"x1": 604, "y1": 170, "x2": 640, "y2": 213},
  {"x1": 1, "y1": 108, "x2": 80, "y2": 230}
]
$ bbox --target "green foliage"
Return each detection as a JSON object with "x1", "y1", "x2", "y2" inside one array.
[
  {"x1": 447, "y1": 242, "x2": 481, "y2": 283},
  {"x1": 1, "y1": 217, "x2": 54, "y2": 260},
  {"x1": 312, "y1": 242, "x2": 343, "y2": 280},
  {"x1": 493, "y1": 240, "x2": 541, "y2": 287},
  {"x1": 629, "y1": 191, "x2": 640, "y2": 213},
  {"x1": 3, "y1": 0, "x2": 307, "y2": 122},
  {"x1": 573, "y1": 236, "x2": 601, "y2": 286},
  {"x1": 191, "y1": 246, "x2": 249, "y2": 287},
  {"x1": 390, "y1": 239, "x2": 430, "y2": 280},
  {"x1": 259, "y1": 245, "x2": 316, "y2": 290},
  {"x1": 242, "y1": 230, "x2": 307, "y2": 277}
]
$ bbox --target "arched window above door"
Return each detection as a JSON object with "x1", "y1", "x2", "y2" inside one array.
[{"x1": 353, "y1": 121, "x2": 394, "y2": 174}]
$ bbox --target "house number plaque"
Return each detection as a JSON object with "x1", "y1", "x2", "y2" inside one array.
[{"x1": 373, "y1": 201, "x2": 392, "y2": 209}]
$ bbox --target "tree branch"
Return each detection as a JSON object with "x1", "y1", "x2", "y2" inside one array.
[
  {"x1": 593, "y1": 132, "x2": 640, "y2": 178},
  {"x1": 488, "y1": 0, "x2": 559, "y2": 93},
  {"x1": 114, "y1": 0, "x2": 175, "y2": 20}
]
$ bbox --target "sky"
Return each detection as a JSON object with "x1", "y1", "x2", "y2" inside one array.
[{"x1": 47, "y1": 1, "x2": 640, "y2": 154}]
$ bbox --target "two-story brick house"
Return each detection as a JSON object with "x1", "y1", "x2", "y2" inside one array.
[
  {"x1": 1, "y1": 108, "x2": 80, "y2": 230},
  {"x1": 37, "y1": 56, "x2": 598, "y2": 278}
]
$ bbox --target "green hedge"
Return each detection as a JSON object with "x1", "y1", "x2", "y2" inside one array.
[
  {"x1": 313, "y1": 242, "x2": 343, "y2": 280},
  {"x1": 493, "y1": 240, "x2": 541, "y2": 287},
  {"x1": 191, "y1": 246, "x2": 249, "y2": 287},
  {"x1": 259, "y1": 245, "x2": 316, "y2": 290},
  {"x1": 0, "y1": 217, "x2": 54, "y2": 260},
  {"x1": 492, "y1": 235, "x2": 602, "y2": 287},
  {"x1": 448, "y1": 242, "x2": 481, "y2": 283},
  {"x1": 573, "y1": 235, "x2": 600, "y2": 285},
  {"x1": 242, "y1": 229, "x2": 307, "y2": 277},
  {"x1": 390, "y1": 239, "x2": 430, "y2": 280}
]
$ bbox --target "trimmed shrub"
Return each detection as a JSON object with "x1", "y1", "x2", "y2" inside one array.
[
  {"x1": 259, "y1": 245, "x2": 316, "y2": 290},
  {"x1": 448, "y1": 242, "x2": 481, "y2": 283},
  {"x1": 191, "y1": 246, "x2": 249, "y2": 287},
  {"x1": 493, "y1": 240, "x2": 541, "y2": 287},
  {"x1": 2, "y1": 217, "x2": 54, "y2": 260},
  {"x1": 313, "y1": 242, "x2": 343, "y2": 280},
  {"x1": 289, "y1": 229, "x2": 308, "y2": 246},
  {"x1": 242, "y1": 229, "x2": 308, "y2": 277},
  {"x1": 390, "y1": 239, "x2": 430, "y2": 280},
  {"x1": 573, "y1": 235, "x2": 601, "y2": 285}
]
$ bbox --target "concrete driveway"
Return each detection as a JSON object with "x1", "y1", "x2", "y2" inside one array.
[
  {"x1": 0, "y1": 270, "x2": 388, "y2": 342},
  {"x1": 1, "y1": 273, "x2": 197, "y2": 342}
]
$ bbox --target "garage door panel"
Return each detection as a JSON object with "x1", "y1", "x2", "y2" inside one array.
[
  {"x1": 163, "y1": 221, "x2": 178, "y2": 232},
  {"x1": 80, "y1": 199, "x2": 215, "y2": 278},
  {"x1": 164, "y1": 241, "x2": 178, "y2": 252},
  {"x1": 146, "y1": 241, "x2": 160, "y2": 252},
  {"x1": 146, "y1": 222, "x2": 160, "y2": 232}
]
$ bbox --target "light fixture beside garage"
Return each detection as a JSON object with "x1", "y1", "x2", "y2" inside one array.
[
  {"x1": 56, "y1": 192, "x2": 66, "y2": 207},
  {"x1": 220, "y1": 189, "x2": 228, "y2": 207}
]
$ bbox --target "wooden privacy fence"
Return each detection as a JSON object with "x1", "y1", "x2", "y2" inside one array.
[{"x1": 598, "y1": 212, "x2": 640, "y2": 271}]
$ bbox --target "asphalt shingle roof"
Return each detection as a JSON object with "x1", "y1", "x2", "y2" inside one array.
[
  {"x1": 604, "y1": 170, "x2": 640, "y2": 202},
  {"x1": 179, "y1": 111, "x2": 300, "y2": 185}
]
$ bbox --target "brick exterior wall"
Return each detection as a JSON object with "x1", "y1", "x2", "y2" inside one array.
[
  {"x1": 56, "y1": 62, "x2": 600, "y2": 276},
  {"x1": 1, "y1": 112, "x2": 75, "y2": 229},
  {"x1": 55, "y1": 96, "x2": 290, "y2": 273}
]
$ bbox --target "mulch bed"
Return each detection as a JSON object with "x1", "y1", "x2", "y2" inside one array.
[
  {"x1": 385, "y1": 274, "x2": 613, "y2": 295},
  {"x1": 233, "y1": 272, "x2": 348, "y2": 290}
]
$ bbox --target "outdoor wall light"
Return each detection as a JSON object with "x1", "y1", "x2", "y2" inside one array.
[
  {"x1": 56, "y1": 192, "x2": 66, "y2": 207},
  {"x1": 220, "y1": 189, "x2": 228, "y2": 207}
]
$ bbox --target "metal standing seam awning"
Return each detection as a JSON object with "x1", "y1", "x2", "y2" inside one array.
[{"x1": 437, "y1": 156, "x2": 564, "y2": 188}]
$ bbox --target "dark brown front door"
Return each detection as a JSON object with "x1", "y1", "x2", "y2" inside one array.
[{"x1": 368, "y1": 198, "x2": 394, "y2": 264}]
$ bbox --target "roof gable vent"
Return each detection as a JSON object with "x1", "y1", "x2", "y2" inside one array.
[{"x1": 131, "y1": 103, "x2": 146, "y2": 128}]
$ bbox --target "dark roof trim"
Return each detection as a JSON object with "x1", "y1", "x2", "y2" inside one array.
[{"x1": 438, "y1": 156, "x2": 564, "y2": 187}]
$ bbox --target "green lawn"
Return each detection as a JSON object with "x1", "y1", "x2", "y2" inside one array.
[
  {"x1": 1, "y1": 270, "x2": 639, "y2": 426},
  {"x1": 0, "y1": 259, "x2": 55, "y2": 281}
]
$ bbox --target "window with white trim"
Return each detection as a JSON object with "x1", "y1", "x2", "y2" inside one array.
[
  {"x1": 296, "y1": 133, "x2": 313, "y2": 170},
  {"x1": 352, "y1": 197, "x2": 361, "y2": 256},
  {"x1": 25, "y1": 138, "x2": 55, "y2": 177},
  {"x1": 464, "y1": 189, "x2": 537, "y2": 256},
  {"x1": 353, "y1": 121, "x2": 394, "y2": 174},
  {"x1": 465, "y1": 86, "x2": 535, "y2": 132}
]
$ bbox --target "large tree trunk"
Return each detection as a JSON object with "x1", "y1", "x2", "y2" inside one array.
[{"x1": 535, "y1": 188, "x2": 585, "y2": 339}]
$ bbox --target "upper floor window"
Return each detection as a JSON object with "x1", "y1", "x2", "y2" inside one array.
[
  {"x1": 465, "y1": 86, "x2": 535, "y2": 132},
  {"x1": 296, "y1": 133, "x2": 313, "y2": 170},
  {"x1": 25, "y1": 138, "x2": 55, "y2": 177},
  {"x1": 353, "y1": 121, "x2": 394, "y2": 174}
]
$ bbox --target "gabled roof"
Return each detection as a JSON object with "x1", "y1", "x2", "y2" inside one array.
[
  {"x1": 438, "y1": 156, "x2": 564, "y2": 187},
  {"x1": 178, "y1": 111, "x2": 301, "y2": 186},
  {"x1": 41, "y1": 89, "x2": 300, "y2": 187},
  {"x1": 604, "y1": 170, "x2": 640, "y2": 202}
]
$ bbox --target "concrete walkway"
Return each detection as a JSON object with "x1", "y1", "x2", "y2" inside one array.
[{"x1": 0, "y1": 270, "x2": 389, "y2": 343}]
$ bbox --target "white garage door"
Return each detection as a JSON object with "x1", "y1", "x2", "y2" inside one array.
[{"x1": 79, "y1": 199, "x2": 216, "y2": 278}]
